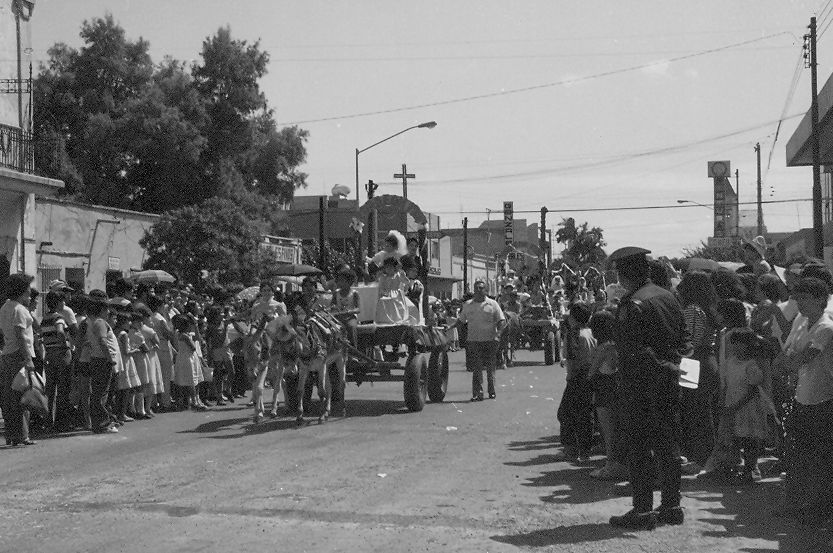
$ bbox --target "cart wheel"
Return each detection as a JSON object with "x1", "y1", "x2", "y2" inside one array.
[
  {"x1": 404, "y1": 353, "x2": 428, "y2": 412},
  {"x1": 544, "y1": 330, "x2": 557, "y2": 366},
  {"x1": 427, "y1": 350, "x2": 449, "y2": 402},
  {"x1": 283, "y1": 371, "x2": 299, "y2": 413}
]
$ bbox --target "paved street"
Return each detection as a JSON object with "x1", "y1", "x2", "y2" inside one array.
[{"x1": 1, "y1": 349, "x2": 831, "y2": 553}]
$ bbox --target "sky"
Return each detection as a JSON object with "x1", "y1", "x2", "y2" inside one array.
[{"x1": 26, "y1": 0, "x2": 833, "y2": 257}]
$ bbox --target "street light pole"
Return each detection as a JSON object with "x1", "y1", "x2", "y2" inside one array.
[
  {"x1": 354, "y1": 121, "x2": 437, "y2": 204},
  {"x1": 676, "y1": 199, "x2": 714, "y2": 211}
]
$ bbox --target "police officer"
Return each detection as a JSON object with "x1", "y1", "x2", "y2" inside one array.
[{"x1": 608, "y1": 247, "x2": 691, "y2": 530}]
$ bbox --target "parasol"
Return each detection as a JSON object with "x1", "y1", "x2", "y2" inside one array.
[
  {"x1": 681, "y1": 258, "x2": 720, "y2": 272},
  {"x1": 269, "y1": 264, "x2": 323, "y2": 277},
  {"x1": 236, "y1": 285, "x2": 261, "y2": 302},
  {"x1": 129, "y1": 269, "x2": 176, "y2": 284}
]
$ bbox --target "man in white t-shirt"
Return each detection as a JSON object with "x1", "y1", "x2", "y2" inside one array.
[
  {"x1": 779, "y1": 276, "x2": 833, "y2": 522},
  {"x1": 0, "y1": 273, "x2": 37, "y2": 446},
  {"x1": 451, "y1": 279, "x2": 505, "y2": 401}
]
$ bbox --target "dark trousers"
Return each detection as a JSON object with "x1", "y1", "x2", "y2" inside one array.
[
  {"x1": 45, "y1": 351, "x2": 73, "y2": 429},
  {"x1": 786, "y1": 399, "x2": 833, "y2": 514},
  {"x1": 0, "y1": 351, "x2": 29, "y2": 442},
  {"x1": 466, "y1": 341, "x2": 498, "y2": 398},
  {"x1": 621, "y1": 374, "x2": 682, "y2": 513},
  {"x1": 231, "y1": 354, "x2": 248, "y2": 396},
  {"x1": 89, "y1": 358, "x2": 114, "y2": 431},
  {"x1": 557, "y1": 378, "x2": 594, "y2": 454},
  {"x1": 679, "y1": 386, "x2": 715, "y2": 466}
]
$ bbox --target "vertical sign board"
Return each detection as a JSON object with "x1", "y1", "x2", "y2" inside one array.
[
  {"x1": 708, "y1": 161, "x2": 731, "y2": 240},
  {"x1": 503, "y1": 201, "x2": 514, "y2": 245},
  {"x1": 713, "y1": 178, "x2": 726, "y2": 238}
]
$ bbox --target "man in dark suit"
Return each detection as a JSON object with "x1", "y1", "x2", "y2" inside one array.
[{"x1": 608, "y1": 247, "x2": 690, "y2": 531}]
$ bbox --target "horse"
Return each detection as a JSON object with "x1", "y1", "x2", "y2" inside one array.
[
  {"x1": 497, "y1": 311, "x2": 522, "y2": 368},
  {"x1": 270, "y1": 310, "x2": 346, "y2": 424}
]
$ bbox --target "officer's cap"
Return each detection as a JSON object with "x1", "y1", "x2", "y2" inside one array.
[{"x1": 608, "y1": 246, "x2": 651, "y2": 263}]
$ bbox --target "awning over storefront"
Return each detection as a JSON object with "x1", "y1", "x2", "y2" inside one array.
[{"x1": 786, "y1": 71, "x2": 833, "y2": 166}]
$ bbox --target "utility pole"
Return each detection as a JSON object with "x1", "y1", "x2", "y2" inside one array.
[
  {"x1": 735, "y1": 169, "x2": 740, "y2": 237},
  {"x1": 539, "y1": 207, "x2": 548, "y2": 276},
  {"x1": 462, "y1": 217, "x2": 468, "y2": 295},
  {"x1": 755, "y1": 143, "x2": 763, "y2": 236},
  {"x1": 809, "y1": 16, "x2": 824, "y2": 259},
  {"x1": 318, "y1": 195, "x2": 327, "y2": 270},
  {"x1": 365, "y1": 179, "x2": 379, "y2": 260},
  {"x1": 393, "y1": 163, "x2": 415, "y2": 200}
]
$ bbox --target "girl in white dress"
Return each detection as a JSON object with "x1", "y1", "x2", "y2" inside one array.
[
  {"x1": 718, "y1": 327, "x2": 779, "y2": 482},
  {"x1": 138, "y1": 306, "x2": 165, "y2": 413},
  {"x1": 127, "y1": 313, "x2": 153, "y2": 419},
  {"x1": 173, "y1": 314, "x2": 207, "y2": 411},
  {"x1": 116, "y1": 312, "x2": 143, "y2": 421},
  {"x1": 374, "y1": 257, "x2": 412, "y2": 325}
]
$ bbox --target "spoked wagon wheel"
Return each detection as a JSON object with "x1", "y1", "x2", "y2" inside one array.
[
  {"x1": 427, "y1": 349, "x2": 449, "y2": 402},
  {"x1": 404, "y1": 353, "x2": 428, "y2": 412}
]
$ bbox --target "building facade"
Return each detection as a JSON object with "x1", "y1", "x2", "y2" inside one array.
[
  {"x1": 1, "y1": 1, "x2": 64, "y2": 282},
  {"x1": 34, "y1": 197, "x2": 160, "y2": 293}
]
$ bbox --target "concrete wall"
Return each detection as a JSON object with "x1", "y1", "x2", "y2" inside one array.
[{"x1": 34, "y1": 197, "x2": 159, "y2": 292}]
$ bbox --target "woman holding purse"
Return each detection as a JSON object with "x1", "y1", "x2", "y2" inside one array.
[{"x1": 0, "y1": 273, "x2": 38, "y2": 446}]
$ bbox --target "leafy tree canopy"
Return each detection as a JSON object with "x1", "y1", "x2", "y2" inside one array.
[
  {"x1": 554, "y1": 217, "x2": 607, "y2": 269},
  {"x1": 34, "y1": 15, "x2": 308, "y2": 216},
  {"x1": 140, "y1": 197, "x2": 283, "y2": 287}
]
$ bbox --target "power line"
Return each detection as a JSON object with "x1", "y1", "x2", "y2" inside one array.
[
  {"x1": 426, "y1": 197, "x2": 811, "y2": 216},
  {"x1": 766, "y1": 50, "x2": 805, "y2": 176},
  {"x1": 390, "y1": 113, "x2": 803, "y2": 186},
  {"x1": 281, "y1": 32, "x2": 794, "y2": 125},
  {"x1": 265, "y1": 47, "x2": 793, "y2": 63}
]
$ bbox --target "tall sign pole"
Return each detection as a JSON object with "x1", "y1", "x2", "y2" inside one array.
[
  {"x1": 462, "y1": 217, "x2": 469, "y2": 294},
  {"x1": 809, "y1": 17, "x2": 824, "y2": 259}
]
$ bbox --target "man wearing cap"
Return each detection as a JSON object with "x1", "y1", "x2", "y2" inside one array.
[
  {"x1": 608, "y1": 246, "x2": 690, "y2": 530},
  {"x1": 48, "y1": 280, "x2": 78, "y2": 336}
]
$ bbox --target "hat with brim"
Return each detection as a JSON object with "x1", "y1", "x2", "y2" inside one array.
[
  {"x1": 744, "y1": 236, "x2": 767, "y2": 259},
  {"x1": 609, "y1": 246, "x2": 651, "y2": 262},
  {"x1": 48, "y1": 279, "x2": 74, "y2": 292}
]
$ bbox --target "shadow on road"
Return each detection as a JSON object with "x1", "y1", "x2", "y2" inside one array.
[
  {"x1": 491, "y1": 523, "x2": 633, "y2": 547},
  {"x1": 694, "y1": 472, "x2": 832, "y2": 552},
  {"x1": 177, "y1": 399, "x2": 411, "y2": 439},
  {"x1": 507, "y1": 436, "x2": 559, "y2": 452}
]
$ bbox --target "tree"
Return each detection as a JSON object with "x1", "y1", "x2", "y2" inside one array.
[
  {"x1": 34, "y1": 18, "x2": 309, "y2": 212},
  {"x1": 554, "y1": 217, "x2": 607, "y2": 268},
  {"x1": 680, "y1": 241, "x2": 744, "y2": 262},
  {"x1": 140, "y1": 197, "x2": 281, "y2": 287},
  {"x1": 301, "y1": 240, "x2": 356, "y2": 279}
]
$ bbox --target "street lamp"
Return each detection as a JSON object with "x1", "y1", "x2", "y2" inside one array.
[
  {"x1": 355, "y1": 121, "x2": 437, "y2": 203},
  {"x1": 676, "y1": 199, "x2": 713, "y2": 211}
]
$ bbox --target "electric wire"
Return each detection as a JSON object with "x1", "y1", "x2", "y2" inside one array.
[
  {"x1": 281, "y1": 32, "x2": 794, "y2": 125},
  {"x1": 766, "y1": 50, "x2": 805, "y2": 176},
  {"x1": 425, "y1": 197, "x2": 811, "y2": 216},
  {"x1": 392, "y1": 114, "x2": 803, "y2": 186}
]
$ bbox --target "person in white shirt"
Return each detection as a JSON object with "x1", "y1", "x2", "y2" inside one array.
[
  {"x1": 450, "y1": 279, "x2": 506, "y2": 401},
  {"x1": 0, "y1": 273, "x2": 37, "y2": 446},
  {"x1": 777, "y1": 277, "x2": 833, "y2": 524}
]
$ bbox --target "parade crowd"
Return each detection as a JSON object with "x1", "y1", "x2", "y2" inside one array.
[{"x1": 0, "y1": 233, "x2": 831, "y2": 531}]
